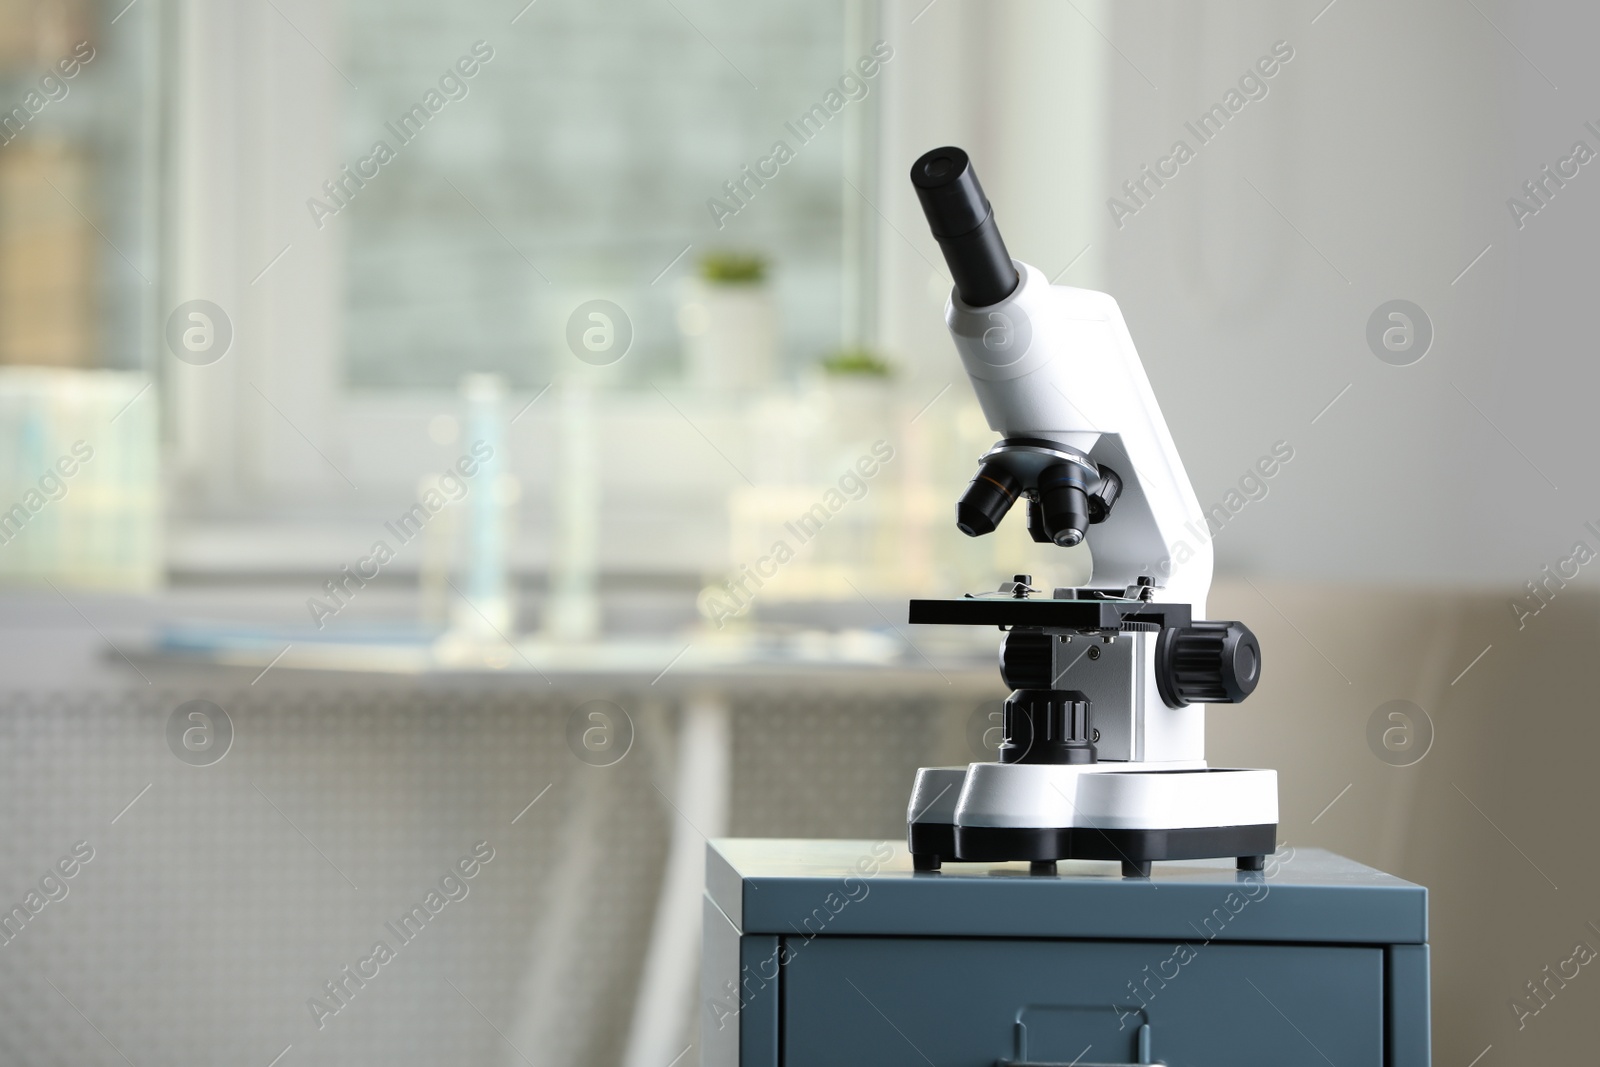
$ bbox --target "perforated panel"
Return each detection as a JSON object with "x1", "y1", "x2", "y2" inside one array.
[
  {"x1": 0, "y1": 683, "x2": 977, "y2": 1066},
  {"x1": 729, "y1": 695, "x2": 960, "y2": 840}
]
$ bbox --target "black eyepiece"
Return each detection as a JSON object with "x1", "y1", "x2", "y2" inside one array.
[
  {"x1": 1037, "y1": 463, "x2": 1092, "y2": 547},
  {"x1": 956, "y1": 462, "x2": 1022, "y2": 537},
  {"x1": 910, "y1": 147, "x2": 1019, "y2": 308}
]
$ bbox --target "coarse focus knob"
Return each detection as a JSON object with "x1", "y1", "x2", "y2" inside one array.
[
  {"x1": 1156, "y1": 621, "x2": 1261, "y2": 707},
  {"x1": 999, "y1": 688, "x2": 1097, "y2": 765}
]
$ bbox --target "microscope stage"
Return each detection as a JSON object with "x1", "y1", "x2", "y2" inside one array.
[{"x1": 908, "y1": 596, "x2": 1190, "y2": 633}]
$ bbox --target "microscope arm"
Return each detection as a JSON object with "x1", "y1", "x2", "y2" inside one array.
[{"x1": 912, "y1": 148, "x2": 1213, "y2": 615}]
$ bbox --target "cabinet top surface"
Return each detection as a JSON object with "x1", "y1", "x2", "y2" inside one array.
[{"x1": 707, "y1": 839, "x2": 1427, "y2": 945}]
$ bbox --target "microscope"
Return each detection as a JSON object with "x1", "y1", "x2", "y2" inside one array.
[
  {"x1": 903, "y1": 147, "x2": 1277, "y2": 877},
  {"x1": 700, "y1": 151, "x2": 1428, "y2": 1067}
]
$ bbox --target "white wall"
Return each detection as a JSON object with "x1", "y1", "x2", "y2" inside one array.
[{"x1": 878, "y1": 0, "x2": 1598, "y2": 589}]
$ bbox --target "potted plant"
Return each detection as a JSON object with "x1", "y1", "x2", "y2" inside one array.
[{"x1": 678, "y1": 251, "x2": 778, "y2": 392}]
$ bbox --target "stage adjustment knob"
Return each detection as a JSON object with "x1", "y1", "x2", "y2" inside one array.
[{"x1": 1156, "y1": 621, "x2": 1261, "y2": 707}]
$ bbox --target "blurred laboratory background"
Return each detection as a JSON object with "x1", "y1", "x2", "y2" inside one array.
[{"x1": 1, "y1": 0, "x2": 1597, "y2": 1063}]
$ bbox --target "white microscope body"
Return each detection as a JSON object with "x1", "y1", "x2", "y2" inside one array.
[{"x1": 904, "y1": 147, "x2": 1277, "y2": 876}]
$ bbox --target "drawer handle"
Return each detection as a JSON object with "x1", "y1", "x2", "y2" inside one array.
[{"x1": 999, "y1": 1022, "x2": 1158, "y2": 1066}]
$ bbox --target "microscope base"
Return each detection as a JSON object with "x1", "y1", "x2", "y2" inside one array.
[
  {"x1": 960, "y1": 822, "x2": 1276, "y2": 872},
  {"x1": 912, "y1": 822, "x2": 1276, "y2": 876},
  {"x1": 906, "y1": 763, "x2": 1278, "y2": 876}
]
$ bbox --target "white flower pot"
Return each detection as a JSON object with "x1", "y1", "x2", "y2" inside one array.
[{"x1": 677, "y1": 278, "x2": 778, "y2": 392}]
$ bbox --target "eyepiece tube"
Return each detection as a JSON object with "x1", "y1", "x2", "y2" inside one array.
[{"x1": 910, "y1": 146, "x2": 1019, "y2": 308}]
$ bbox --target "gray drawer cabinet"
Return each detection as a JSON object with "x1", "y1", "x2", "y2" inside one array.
[{"x1": 702, "y1": 840, "x2": 1429, "y2": 1067}]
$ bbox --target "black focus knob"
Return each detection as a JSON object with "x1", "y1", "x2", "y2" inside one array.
[
  {"x1": 999, "y1": 689, "x2": 1097, "y2": 765},
  {"x1": 999, "y1": 631, "x2": 1053, "y2": 689},
  {"x1": 1156, "y1": 621, "x2": 1261, "y2": 707}
]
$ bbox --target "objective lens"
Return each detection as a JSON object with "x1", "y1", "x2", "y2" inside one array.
[
  {"x1": 1088, "y1": 464, "x2": 1122, "y2": 524},
  {"x1": 1037, "y1": 463, "x2": 1092, "y2": 547},
  {"x1": 956, "y1": 462, "x2": 1022, "y2": 537}
]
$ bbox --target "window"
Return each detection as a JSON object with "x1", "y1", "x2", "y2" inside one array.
[
  {"x1": 165, "y1": 0, "x2": 888, "y2": 582},
  {"x1": 0, "y1": 1, "x2": 161, "y2": 588},
  {"x1": 0, "y1": 0, "x2": 157, "y2": 373},
  {"x1": 338, "y1": 0, "x2": 871, "y2": 391}
]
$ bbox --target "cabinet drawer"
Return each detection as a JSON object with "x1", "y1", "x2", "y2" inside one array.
[{"x1": 782, "y1": 936, "x2": 1383, "y2": 1066}]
